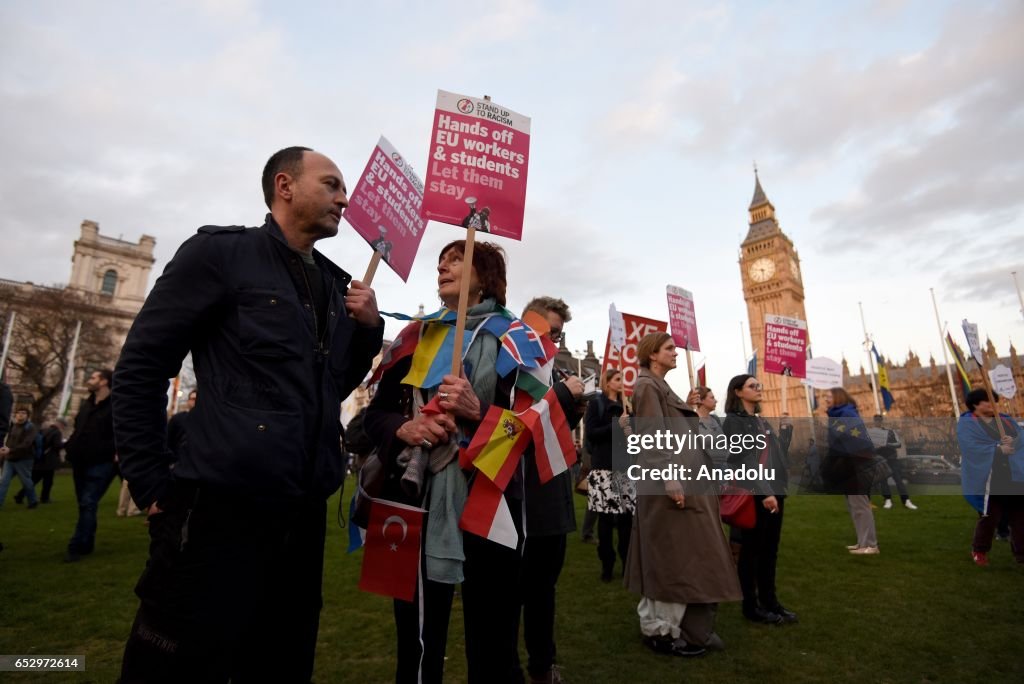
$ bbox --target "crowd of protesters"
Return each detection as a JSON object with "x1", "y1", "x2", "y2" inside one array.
[{"x1": 1, "y1": 147, "x2": 1021, "y2": 684}]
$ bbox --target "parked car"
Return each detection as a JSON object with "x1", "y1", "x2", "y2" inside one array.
[{"x1": 897, "y1": 454, "x2": 961, "y2": 485}]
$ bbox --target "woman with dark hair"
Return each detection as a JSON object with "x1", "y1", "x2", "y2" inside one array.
[
  {"x1": 693, "y1": 386, "x2": 728, "y2": 468},
  {"x1": 722, "y1": 374, "x2": 796, "y2": 625},
  {"x1": 364, "y1": 240, "x2": 579, "y2": 683},
  {"x1": 585, "y1": 368, "x2": 635, "y2": 582},
  {"x1": 824, "y1": 387, "x2": 880, "y2": 555},
  {"x1": 624, "y1": 332, "x2": 741, "y2": 657}
]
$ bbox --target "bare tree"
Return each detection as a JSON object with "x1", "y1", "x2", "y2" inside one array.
[{"x1": 0, "y1": 286, "x2": 119, "y2": 422}]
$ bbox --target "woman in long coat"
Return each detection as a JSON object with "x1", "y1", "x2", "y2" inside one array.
[{"x1": 624, "y1": 332, "x2": 742, "y2": 657}]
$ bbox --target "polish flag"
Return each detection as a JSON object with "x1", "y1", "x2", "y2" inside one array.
[
  {"x1": 520, "y1": 387, "x2": 576, "y2": 483},
  {"x1": 460, "y1": 475, "x2": 518, "y2": 549},
  {"x1": 358, "y1": 498, "x2": 426, "y2": 602}
]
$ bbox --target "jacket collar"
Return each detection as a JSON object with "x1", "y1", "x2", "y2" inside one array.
[{"x1": 263, "y1": 214, "x2": 353, "y2": 287}]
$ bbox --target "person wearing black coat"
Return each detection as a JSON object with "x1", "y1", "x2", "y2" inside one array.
[
  {"x1": 723, "y1": 374, "x2": 796, "y2": 626},
  {"x1": 15, "y1": 417, "x2": 66, "y2": 504},
  {"x1": 113, "y1": 147, "x2": 383, "y2": 682}
]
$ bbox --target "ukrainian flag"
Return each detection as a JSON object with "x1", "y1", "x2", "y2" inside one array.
[{"x1": 871, "y1": 344, "x2": 895, "y2": 412}]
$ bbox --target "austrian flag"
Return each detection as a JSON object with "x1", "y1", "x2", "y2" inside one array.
[{"x1": 520, "y1": 387, "x2": 576, "y2": 483}]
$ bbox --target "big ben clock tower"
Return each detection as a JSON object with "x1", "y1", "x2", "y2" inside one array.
[{"x1": 739, "y1": 171, "x2": 812, "y2": 417}]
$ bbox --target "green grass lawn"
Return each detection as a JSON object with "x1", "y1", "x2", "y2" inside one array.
[{"x1": 1, "y1": 473, "x2": 1022, "y2": 683}]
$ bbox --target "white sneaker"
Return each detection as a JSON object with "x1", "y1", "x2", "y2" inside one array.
[
  {"x1": 904, "y1": 500, "x2": 918, "y2": 510},
  {"x1": 883, "y1": 499, "x2": 893, "y2": 509}
]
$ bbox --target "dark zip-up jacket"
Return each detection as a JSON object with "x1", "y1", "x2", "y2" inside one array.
[
  {"x1": 65, "y1": 394, "x2": 115, "y2": 466},
  {"x1": 113, "y1": 216, "x2": 383, "y2": 509}
]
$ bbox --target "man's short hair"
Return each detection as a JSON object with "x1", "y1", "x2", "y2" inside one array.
[
  {"x1": 522, "y1": 296, "x2": 572, "y2": 323},
  {"x1": 965, "y1": 388, "x2": 996, "y2": 411},
  {"x1": 262, "y1": 146, "x2": 313, "y2": 209},
  {"x1": 96, "y1": 369, "x2": 113, "y2": 386}
]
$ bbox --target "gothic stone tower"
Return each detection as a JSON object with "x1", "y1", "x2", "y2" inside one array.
[{"x1": 738, "y1": 172, "x2": 812, "y2": 417}]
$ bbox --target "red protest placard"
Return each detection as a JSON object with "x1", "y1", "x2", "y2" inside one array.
[
  {"x1": 602, "y1": 312, "x2": 668, "y2": 396},
  {"x1": 763, "y1": 314, "x2": 808, "y2": 378},
  {"x1": 666, "y1": 285, "x2": 701, "y2": 352},
  {"x1": 422, "y1": 90, "x2": 531, "y2": 240},
  {"x1": 344, "y1": 136, "x2": 427, "y2": 282}
]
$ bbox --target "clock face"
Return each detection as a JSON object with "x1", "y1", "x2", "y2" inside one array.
[
  {"x1": 748, "y1": 257, "x2": 776, "y2": 283},
  {"x1": 789, "y1": 258, "x2": 800, "y2": 280}
]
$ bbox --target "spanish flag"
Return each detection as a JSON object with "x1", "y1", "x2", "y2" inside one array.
[{"x1": 463, "y1": 405, "x2": 531, "y2": 490}]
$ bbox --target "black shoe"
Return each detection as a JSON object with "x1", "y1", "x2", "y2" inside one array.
[
  {"x1": 769, "y1": 604, "x2": 798, "y2": 623},
  {"x1": 13, "y1": 495, "x2": 24, "y2": 504},
  {"x1": 600, "y1": 571, "x2": 613, "y2": 583},
  {"x1": 743, "y1": 607, "x2": 784, "y2": 625},
  {"x1": 642, "y1": 636, "x2": 706, "y2": 657},
  {"x1": 26, "y1": 502, "x2": 39, "y2": 510}
]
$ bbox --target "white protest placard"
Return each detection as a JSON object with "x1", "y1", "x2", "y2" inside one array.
[
  {"x1": 803, "y1": 357, "x2": 843, "y2": 390},
  {"x1": 609, "y1": 303, "x2": 626, "y2": 351},
  {"x1": 989, "y1": 364, "x2": 1017, "y2": 399},
  {"x1": 962, "y1": 319, "x2": 983, "y2": 366}
]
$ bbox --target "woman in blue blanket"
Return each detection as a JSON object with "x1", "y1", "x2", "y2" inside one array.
[
  {"x1": 823, "y1": 387, "x2": 880, "y2": 555},
  {"x1": 957, "y1": 388, "x2": 1024, "y2": 566}
]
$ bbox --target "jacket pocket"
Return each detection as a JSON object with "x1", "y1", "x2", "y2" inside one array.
[{"x1": 236, "y1": 289, "x2": 306, "y2": 359}]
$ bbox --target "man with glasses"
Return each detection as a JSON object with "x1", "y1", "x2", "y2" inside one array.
[{"x1": 516, "y1": 296, "x2": 584, "y2": 684}]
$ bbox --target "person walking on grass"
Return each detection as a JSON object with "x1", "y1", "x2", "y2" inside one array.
[
  {"x1": 0, "y1": 407, "x2": 40, "y2": 509},
  {"x1": 957, "y1": 389, "x2": 1024, "y2": 567}
]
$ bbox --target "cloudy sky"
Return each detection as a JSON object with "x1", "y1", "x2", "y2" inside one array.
[{"x1": 2, "y1": 0, "x2": 1022, "y2": 399}]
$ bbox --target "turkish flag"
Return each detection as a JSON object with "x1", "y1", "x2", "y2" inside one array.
[{"x1": 358, "y1": 498, "x2": 426, "y2": 602}]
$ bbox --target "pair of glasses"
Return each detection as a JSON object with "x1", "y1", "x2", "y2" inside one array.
[
  {"x1": 745, "y1": 383, "x2": 763, "y2": 391},
  {"x1": 548, "y1": 327, "x2": 562, "y2": 342}
]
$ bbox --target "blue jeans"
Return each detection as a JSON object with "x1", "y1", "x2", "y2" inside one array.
[
  {"x1": 0, "y1": 459, "x2": 39, "y2": 507},
  {"x1": 67, "y1": 462, "x2": 117, "y2": 555}
]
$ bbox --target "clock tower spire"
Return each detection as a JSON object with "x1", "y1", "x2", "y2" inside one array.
[{"x1": 739, "y1": 171, "x2": 812, "y2": 416}]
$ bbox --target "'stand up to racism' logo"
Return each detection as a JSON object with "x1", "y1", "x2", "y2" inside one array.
[
  {"x1": 456, "y1": 98, "x2": 475, "y2": 114},
  {"x1": 391, "y1": 152, "x2": 404, "y2": 168}
]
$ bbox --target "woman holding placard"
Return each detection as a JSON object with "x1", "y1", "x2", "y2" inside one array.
[
  {"x1": 723, "y1": 374, "x2": 796, "y2": 625},
  {"x1": 624, "y1": 332, "x2": 741, "y2": 657},
  {"x1": 364, "y1": 239, "x2": 516, "y2": 683}
]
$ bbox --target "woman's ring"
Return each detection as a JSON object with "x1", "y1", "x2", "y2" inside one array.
[
  {"x1": 420, "y1": 439, "x2": 432, "y2": 449},
  {"x1": 438, "y1": 392, "x2": 450, "y2": 399}
]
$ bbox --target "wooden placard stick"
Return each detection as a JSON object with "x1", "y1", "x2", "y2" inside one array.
[
  {"x1": 362, "y1": 250, "x2": 382, "y2": 286},
  {"x1": 450, "y1": 226, "x2": 477, "y2": 376}
]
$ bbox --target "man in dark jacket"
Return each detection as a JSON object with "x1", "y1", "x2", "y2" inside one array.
[
  {"x1": 517, "y1": 296, "x2": 584, "y2": 684},
  {"x1": 63, "y1": 369, "x2": 116, "y2": 558},
  {"x1": 114, "y1": 146, "x2": 383, "y2": 682},
  {"x1": 0, "y1": 407, "x2": 40, "y2": 508}
]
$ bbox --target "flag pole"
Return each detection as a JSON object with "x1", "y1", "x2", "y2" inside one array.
[
  {"x1": 977, "y1": 355, "x2": 1006, "y2": 440},
  {"x1": 781, "y1": 374, "x2": 788, "y2": 415},
  {"x1": 858, "y1": 302, "x2": 882, "y2": 416},
  {"x1": 1013, "y1": 271, "x2": 1024, "y2": 322},
  {"x1": 685, "y1": 348, "x2": 695, "y2": 390},
  {"x1": 363, "y1": 250, "x2": 382, "y2": 286},
  {"x1": 0, "y1": 311, "x2": 15, "y2": 380},
  {"x1": 930, "y1": 288, "x2": 961, "y2": 417},
  {"x1": 58, "y1": 320, "x2": 82, "y2": 416},
  {"x1": 740, "y1": 321, "x2": 748, "y2": 368}
]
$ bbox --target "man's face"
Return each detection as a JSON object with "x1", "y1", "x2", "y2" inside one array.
[
  {"x1": 973, "y1": 400, "x2": 996, "y2": 418},
  {"x1": 13, "y1": 410, "x2": 28, "y2": 425},
  {"x1": 544, "y1": 311, "x2": 564, "y2": 344},
  {"x1": 86, "y1": 371, "x2": 106, "y2": 392},
  {"x1": 288, "y1": 151, "x2": 349, "y2": 240},
  {"x1": 187, "y1": 392, "x2": 197, "y2": 410}
]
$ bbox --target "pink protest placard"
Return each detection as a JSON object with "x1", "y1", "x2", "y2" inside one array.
[
  {"x1": 764, "y1": 314, "x2": 808, "y2": 378},
  {"x1": 344, "y1": 136, "x2": 427, "y2": 282},
  {"x1": 422, "y1": 90, "x2": 531, "y2": 240},
  {"x1": 602, "y1": 312, "x2": 668, "y2": 397},
  {"x1": 666, "y1": 285, "x2": 700, "y2": 352}
]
